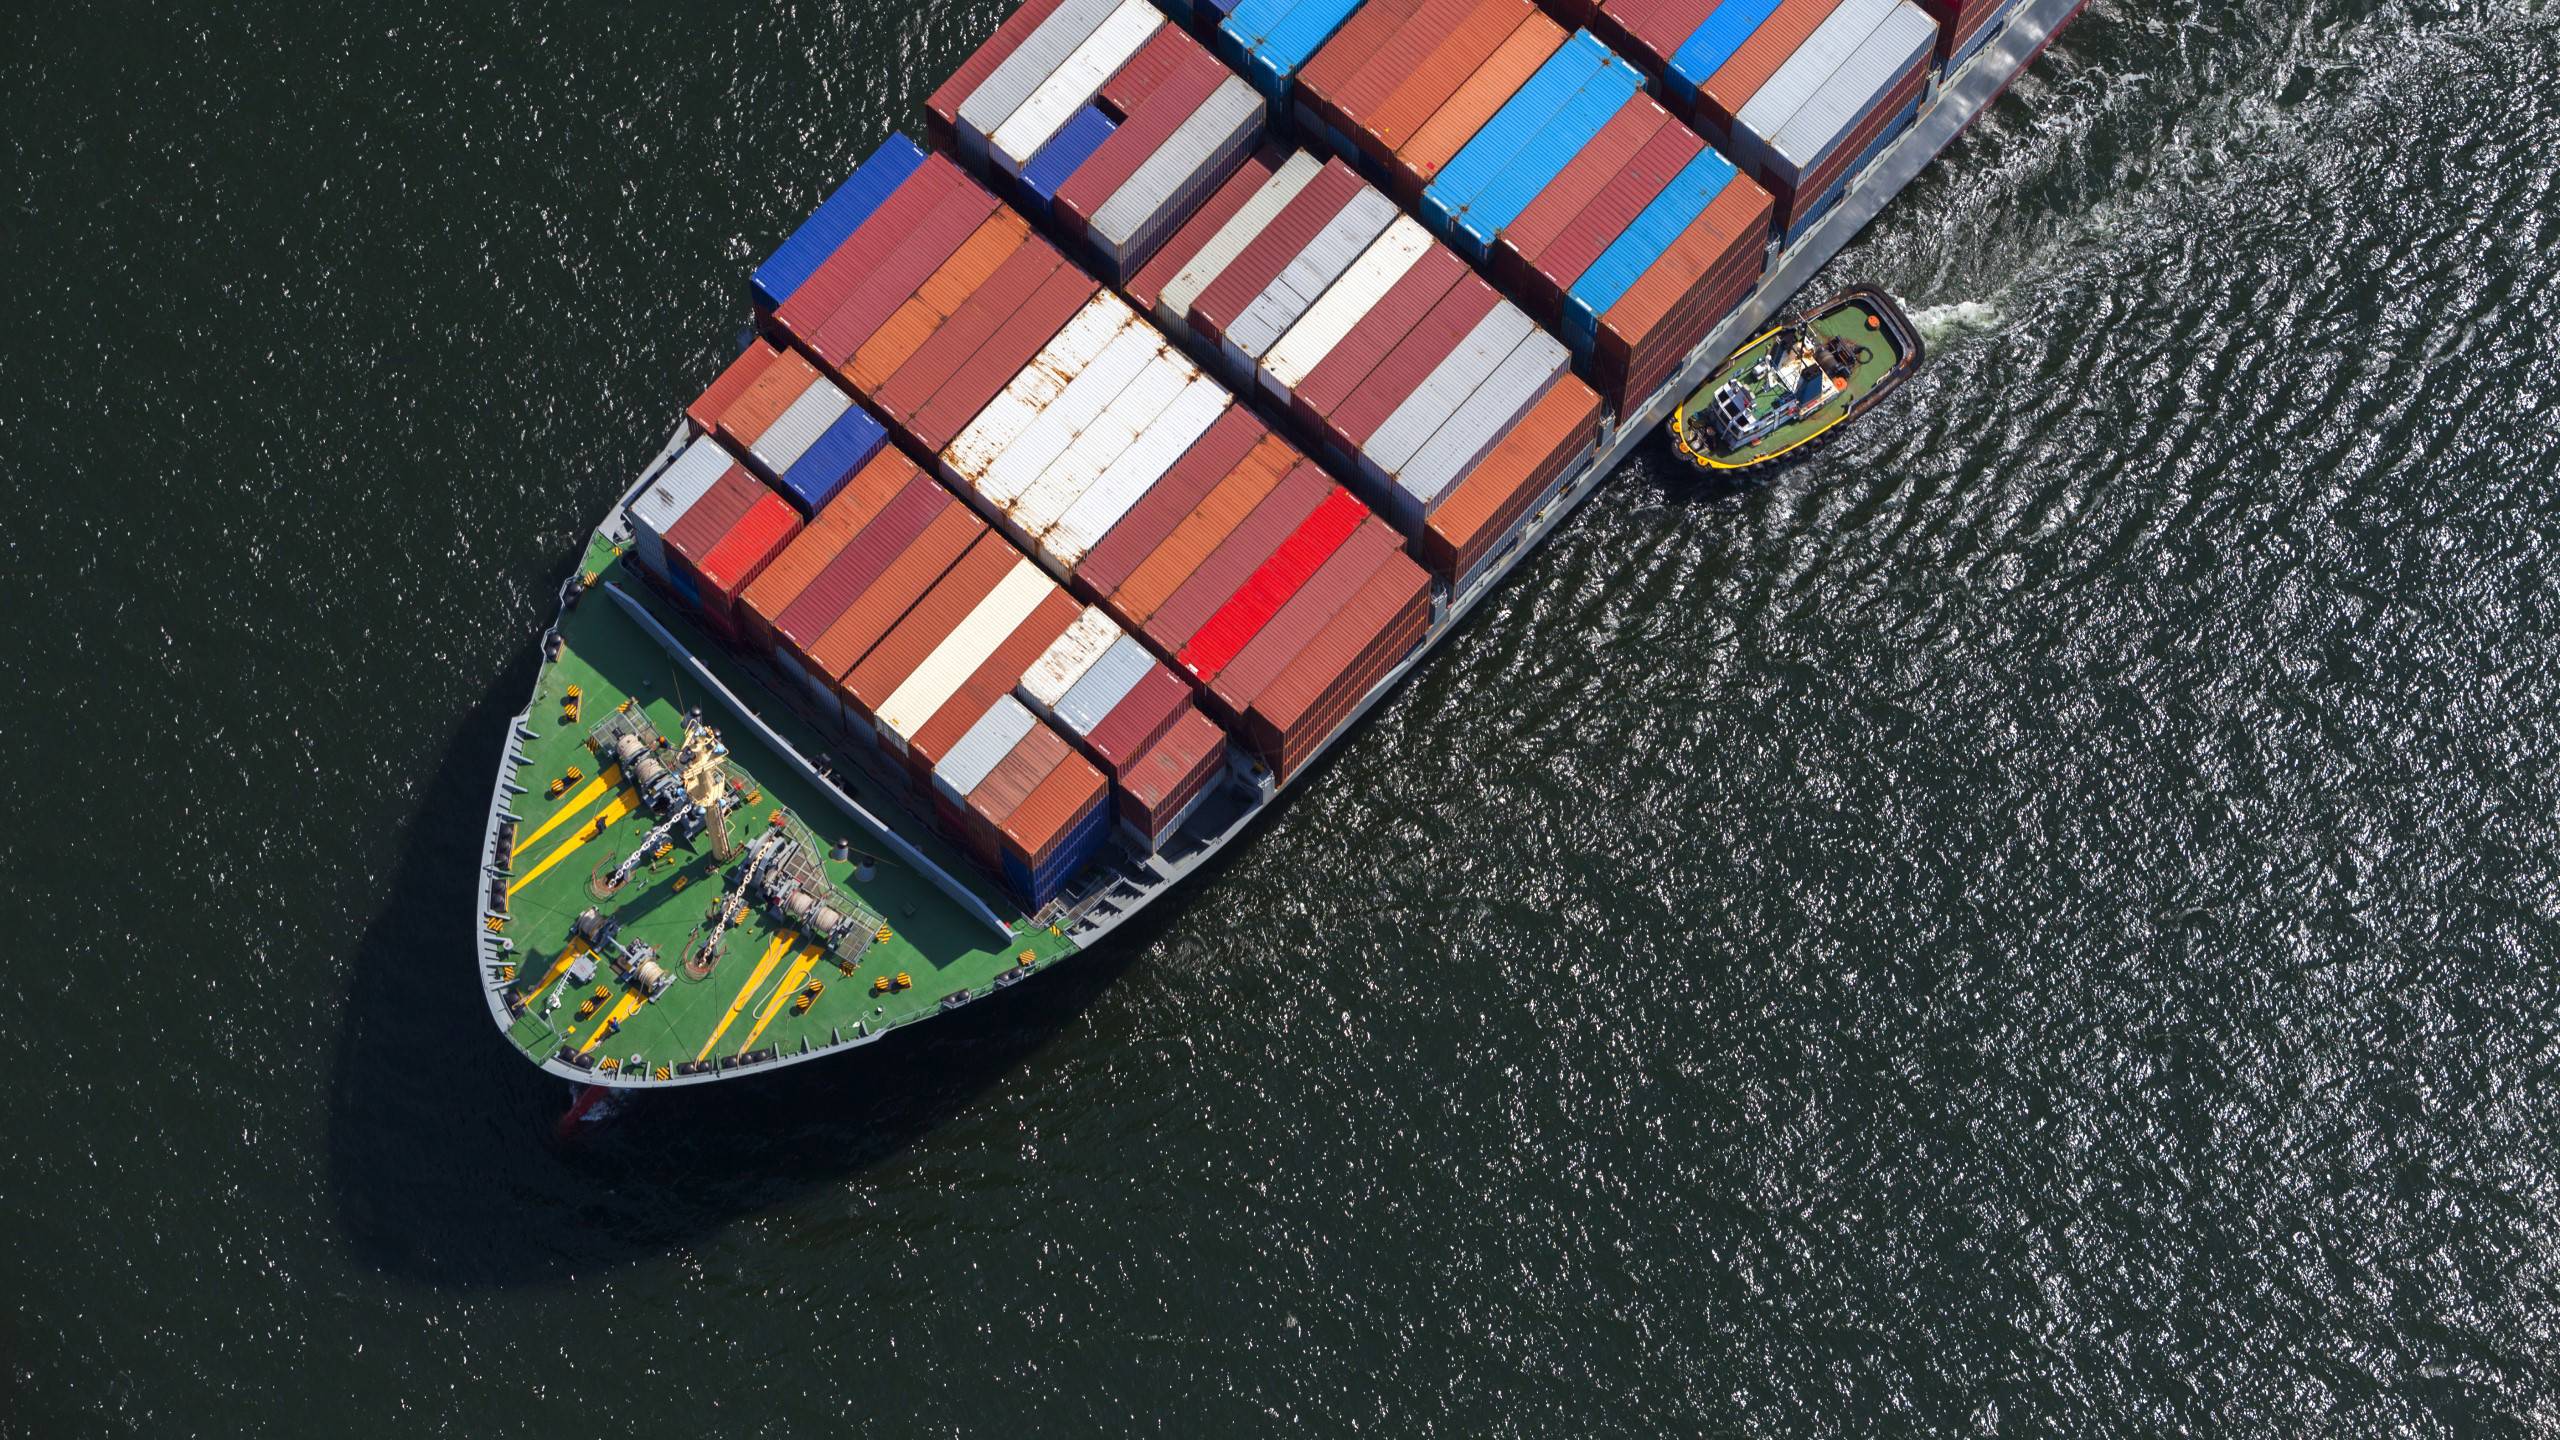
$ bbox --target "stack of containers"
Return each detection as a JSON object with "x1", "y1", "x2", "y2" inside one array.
[
  {"x1": 1137, "y1": 150, "x2": 1603, "y2": 564},
  {"x1": 750, "y1": 137, "x2": 929, "y2": 314},
  {"x1": 934, "y1": 17, "x2": 1271, "y2": 283},
  {"x1": 1592, "y1": 0, "x2": 1937, "y2": 240},
  {"x1": 1293, "y1": 5, "x2": 1774, "y2": 406},
  {"x1": 1215, "y1": 0, "x2": 1369, "y2": 104},
  {"x1": 926, "y1": 0, "x2": 1170, "y2": 180},
  {"x1": 626, "y1": 435, "x2": 807, "y2": 641},
  {"x1": 757, "y1": 127, "x2": 1432, "y2": 784},
  {"x1": 1908, "y1": 0, "x2": 2016, "y2": 69},
  {"x1": 1016, "y1": 607, "x2": 1232, "y2": 848},
  {"x1": 929, "y1": 700, "x2": 1117, "y2": 906},
  {"x1": 686, "y1": 340, "x2": 894, "y2": 514}
]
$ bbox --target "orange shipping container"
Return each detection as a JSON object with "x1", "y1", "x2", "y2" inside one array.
[
  {"x1": 1106, "y1": 437, "x2": 1300, "y2": 627},
  {"x1": 736, "y1": 450, "x2": 923, "y2": 652},
  {"x1": 802, "y1": 501, "x2": 987, "y2": 686},
  {"x1": 1395, "y1": 12, "x2": 1567, "y2": 194}
]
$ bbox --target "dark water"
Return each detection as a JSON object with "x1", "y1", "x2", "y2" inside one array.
[{"x1": 9, "y1": 0, "x2": 2560, "y2": 1433}]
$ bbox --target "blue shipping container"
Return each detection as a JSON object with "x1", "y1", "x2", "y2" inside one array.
[
  {"x1": 1420, "y1": 36, "x2": 1608, "y2": 244},
  {"x1": 1666, "y1": 0, "x2": 1788, "y2": 96},
  {"x1": 1564, "y1": 147, "x2": 1740, "y2": 346},
  {"x1": 1023, "y1": 105, "x2": 1119, "y2": 208},
  {"x1": 1452, "y1": 56, "x2": 1643, "y2": 258},
  {"x1": 751, "y1": 135, "x2": 929, "y2": 311},
  {"x1": 777, "y1": 405, "x2": 890, "y2": 514}
]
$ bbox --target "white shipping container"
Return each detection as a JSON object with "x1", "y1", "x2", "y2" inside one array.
[
  {"x1": 1259, "y1": 216, "x2": 1432, "y2": 396},
  {"x1": 945, "y1": 293, "x2": 1138, "y2": 482},
  {"x1": 1733, "y1": 0, "x2": 1892, "y2": 170},
  {"x1": 1046, "y1": 379, "x2": 1229, "y2": 566},
  {"x1": 748, "y1": 380, "x2": 853, "y2": 477},
  {"x1": 1766, "y1": 3, "x2": 1933, "y2": 176},
  {"x1": 1008, "y1": 353, "x2": 1194, "y2": 540},
  {"x1": 957, "y1": 0, "x2": 1123, "y2": 164},
  {"x1": 1220, "y1": 188, "x2": 1396, "y2": 372},
  {"x1": 1156, "y1": 152, "x2": 1324, "y2": 332},
  {"x1": 1019, "y1": 606, "x2": 1126, "y2": 716},
  {"x1": 878, "y1": 558, "x2": 1059, "y2": 742},
  {"x1": 990, "y1": 0, "x2": 1166, "y2": 176},
  {"x1": 975, "y1": 324, "x2": 1164, "y2": 508},
  {"x1": 1396, "y1": 334, "x2": 1567, "y2": 519},
  {"x1": 627, "y1": 435, "x2": 734, "y2": 580},
  {"x1": 935, "y1": 695, "x2": 1040, "y2": 809},
  {"x1": 1090, "y1": 76, "x2": 1268, "y2": 274},
  {"x1": 1360, "y1": 304, "x2": 1534, "y2": 485},
  {"x1": 1055, "y1": 634, "x2": 1155, "y2": 736}
]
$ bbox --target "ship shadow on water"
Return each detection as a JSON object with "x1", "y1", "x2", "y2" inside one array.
[{"x1": 322, "y1": 653, "x2": 1210, "y2": 1288}]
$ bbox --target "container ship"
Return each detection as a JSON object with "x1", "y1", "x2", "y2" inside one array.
[{"x1": 476, "y1": 0, "x2": 2083, "y2": 1089}]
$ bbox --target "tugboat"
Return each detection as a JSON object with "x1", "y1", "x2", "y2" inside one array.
[{"x1": 1670, "y1": 286, "x2": 1925, "y2": 473}]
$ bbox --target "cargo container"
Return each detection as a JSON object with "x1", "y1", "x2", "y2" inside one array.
[
  {"x1": 736, "y1": 448, "x2": 920, "y2": 653},
  {"x1": 948, "y1": 0, "x2": 1170, "y2": 176},
  {"x1": 840, "y1": 529, "x2": 1028, "y2": 751},
  {"x1": 1562, "y1": 145, "x2": 1775, "y2": 403},
  {"x1": 772, "y1": 153, "x2": 986, "y2": 358},
  {"x1": 1144, "y1": 152, "x2": 1326, "y2": 344},
  {"x1": 1144, "y1": 461, "x2": 1331, "y2": 657},
  {"x1": 657, "y1": 469, "x2": 778, "y2": 632},
  {"x1": 1050, "y1": 28, "x2": 1268, "y2": 281},
  {"x1": 751, "y1": 135, "x2": 930, "y2": 312},
  {"x1": 1914, "y1": 0, "x2": 2023, "y2": 67},
  {"x1": 1416, "y1": 32, "x2": 1644, "y2": 259},
  {"x1": 1217, "y1": 0, "x2": 1370, "y2": 102},
  {"x1": 1397, "y1": 9, "x2": 1568, "y2": 197},
  {"x1": 1411, "y1": 370, "x2": 1600, "y2": 589},
  {"x1": 1105, "y1": 440, "x2": 1301, "y2": 628},
  {"x1": 766, "y1": 478, "x2": 984, "y2": 723},
  {"x1": 844, "y1": 210, "x2": 1035, "y2": 392},
  {"x1": 1127, "y1": 151, "x2": 1279, "y2": 321},
  {"x1": 1114, "y1": 703, "x2": 1230, "y2": 846},
  {"x1": 1070, "y1": 406, "x2": 1266, "y2": 600},
  {"x1": 684, "y1": 482, "x2": 805, "y2": 639},
  {"x1": 626, "y1": 436, "x2": 742, "y2": 603}
]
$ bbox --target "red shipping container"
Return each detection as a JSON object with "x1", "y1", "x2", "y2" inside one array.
[
  {"x1": 1126, "y1": 152, "x2": 1275, "y2": 318},
  {"x1": 1316, "y1": 0, "x2": 1489, "y2": 142},
  {"x1": 1072, "y1": 406, "x2": 1266, "y2": 601},
  {"x1": 1081, "y1": 665, "x2": 1192, "y2": 778},
  {"x1": 1187, "y1": 161, "x2": 1365, "y2": 346},
  {"x1": 1055, "y1": 43, "x2": 1231, "y2": 244},
  {"x1": 1490, "y1": 96, "x2": 1667, "y2": 321},
  {"x1": 847, "y1": 211, "x2": 1033, "y2": 392},
  {"x1": 1108, "y1": 437, "x2": 1301, "y2": 626},
  {"x1": 1179, "y1": 488, "x2": 1370, "y2": 680},
  {"x1": 774, "y1": 156, "x2": 973, "y2": 348},
  {"x1": 738, "y1": 450, "x2": 922, "y2": 652},
  {"x1": 1295, "y1": 0, "x2": 1431, "y2": 131},
  {"x1": 1322, "y1": 275, "x2": 1501, "y2": 453},
  {"x1": 1527, "y1": 118, "x2": 1701, "y2": 304},
  {"x1": 1115, "y1": 703, "x2": 1228, "y2": 841},
  {"x1": 1393, "y1": 11, "x2": 1567, "y2": 196},
  {"x1": 686, "y1": 341, "x2": 782, "y2": 436},
  {"x1": 807, "y1": 186, "x2": 1005, "y2": 369},
  {"x1": 661, "y1": 466, "x2": 763, "y2": 608},
  {"x1": 1592, "y1": 174, "x2": 1772, "y2": 405},
  {"x1": 927, "y1": 0, "x2": 1073, "y2": 150},
  {"x1": 1207, "y1": 519, "x2": 1400, "y2": 724},
  {"x1": 1249, "y1": 550, "x2": 1432, "y2": 776},
  {"x1": 1143, "y1": 463, "x2": 1331, "y2": 658},
  {"x1": 691, "y1": 487, "x2": 804, "y2": 631},
  {"x1": 906, "y1": 264, "x2": 1103, "y2": 453},
  {"x1": 1357, "y1": 0, "x2": 1534, "y2": 173},
  {"x1": 875, "y1": 237, "x2": 1067, "y2": 424},
  {"x1": 1286, "y1": 245, "x2": 1467, "y2": 437}
]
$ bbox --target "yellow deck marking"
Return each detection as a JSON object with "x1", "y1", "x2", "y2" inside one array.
[
  {"x1": 737, "y1": 944, "x2": 826, "y2": 1055},
  {"x1": 578, "y1": 990, "x2": 645, "y2": 1055},
  {"x1": 516, "y1": 939, "x2": 590, "y2": 1001},
  {"x1": 696, "y1": 933, "x2": 797, "y2": 1061},
  {"x1": 508, "y1": 787, "x2": 640, "y2": 897},
  {"x1": 511, "y1": 764, "x2": 623, "y2": 861}
]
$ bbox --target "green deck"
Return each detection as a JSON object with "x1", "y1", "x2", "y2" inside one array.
[
  {"x1": 489, "y1": 532, "x2": 1077, "y2": 1081},
  {"x1": 1673, "y1": 297, "x2": 1906, "y2": 466}
]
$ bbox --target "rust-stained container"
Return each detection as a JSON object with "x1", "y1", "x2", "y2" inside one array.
[
  {"x1": 1285, "y1": 245, "x2": 1467, "y2": 437},
  {"x1": 845, "y1": 211, "x2": 1033, "y2": 392},
  {"x1": 1322, "y1": 273, "x2": 1501, "y2": 455},
  {"x1": 1355, "y1": 0, "x2": 1533, "y2": 179},
  {"x1": 900, "y1": 261, "x2": 1101, "y2": 454},
  {"x1": 905, "y1": 588, "x2": 1085, "y2": 789},
  {"x1": 1590, "y1": 173, "x2": 1771, "y2": 404},
  {"x1": 1107, "y1": 438, "x2": 1299, "y2": 627},
  {"x1": 1488, "y1": 96, "x2": 1667, "y2": 321},
  {"x1": 805, "y1": 186, "x2": 1005, "y2": 369},
  {"x1": 737, "y1": 449, "x2": 922, "y2": 653},
  {"x1": 1125, "y1": 151, "x2": 1275, "y2": 319},
  {"x1": 839, "y1": 529, "x2": 1024, "y2": 738},
  {"x1": 1395, "y1": 11, "x2": 1567, "y2": 198},
  {"x1": 773, "y1": 155, "x2": 974, "y2": 350},
  {"x1": 1143, "y1": 461, "x2": 1330, "y2": 657},
  {"x1": 1071, "y1": 406, "x2": 1264, "y2": 601},
  {"x1": 1204, "y1": 517, "x2": 1400, "y2": 725},
  {"x1": 789, "y1": 491, "x2": 987, "y2": 718},
  {"x1": 1412, "y1": 373, "x2": 1599, "y2": 585},
  {"x1": 686, "y1": 341, "x2": 782, "y2": 436},
  {"x1": 1185, "y1": 160, "x2": 1364, "y2": 349},
  {"x1": 1115, "y1": 703, "x2": 1229, "y2": 846},
  {"x1": 926, "y1": 0, "x2": 1075, "y2": 150}
]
